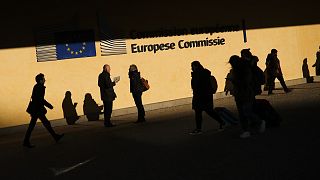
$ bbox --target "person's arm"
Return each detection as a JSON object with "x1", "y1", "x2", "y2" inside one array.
[
  {"x1": 44, "y1": 100, "x2": 53, "y2": 109},
  {"x1": 32, "y1": 85, "x2": 53, "y2": 109},
  {"x1": 105, "y1": 75, "x2": 116, "y2": 89},
  {"x1": 312, "y1": 61, "x2": 317, "y2": 67}
]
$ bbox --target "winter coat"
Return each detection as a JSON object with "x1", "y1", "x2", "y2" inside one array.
[
  {"x1": 30, "y1": 83, "x2": 53, "y2": 115},
  {"x1": 129, "y1": 70, "x2": 144, "y2": 95},
  {"x1": 266, "y1": 53, "x2": 282, "y2": 76},
  {"x1": 231, "y1": 61, "x2": 255, "y2": 103},
  {"x1": 98, "y1": 71, "x2": 116, "y2": 102},
  {"x1": 191, "y1": 68, "x2": 214, "y2": 110}
]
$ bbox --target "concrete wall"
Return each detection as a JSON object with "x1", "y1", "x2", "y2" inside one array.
[{"x1": 0, "y1": 22, "x2": 319, "y2": 128}]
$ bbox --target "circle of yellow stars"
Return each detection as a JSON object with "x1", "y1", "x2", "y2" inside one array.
[{"x1": 65, "y1": 43, "x2": 86, "y2": 55}]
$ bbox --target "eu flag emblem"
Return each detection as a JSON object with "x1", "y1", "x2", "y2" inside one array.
[{"x1": 55, "y1": 30, "x2": 96, "y2": 60}]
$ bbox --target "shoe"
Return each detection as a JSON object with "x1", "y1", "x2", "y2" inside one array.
[
  {"x1": 189, "y1": 129, "x2": 202, "y2": 135},
  {"x1": 23, "y1": 142, "x2": 35, "y2": 148},
  {"x1": 240, "y1": 131, "x2": 251, "y2": 138},
  {"x1": 55, "y1": 133, "x2": 64, "y2": 143},
  {"x1": 268, "y1": 92, "x2": 274, "y2": 95},
  {"x1": 259, "y1": 120, "x2": 266, "y2": 133}
]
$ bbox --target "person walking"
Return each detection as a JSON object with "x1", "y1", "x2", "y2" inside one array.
[
  {"x1": 265, "y1": 49, "x2": 291, "y2": 95},
  {"x1": 128, "y1": 64, "x2": 146, "y2": 123},
  {"x1": 98, "y1": 64, "x2": 119, "y2": 127},
  {"x1": 23, "y1": 73, "x2": 64, "y2": 148},
  {"x1": 189, "y1": 61, "x2": 225, "y2": 135},
  {"x1": 228, "y1": 55, "x2": 265, "y2": 138}
]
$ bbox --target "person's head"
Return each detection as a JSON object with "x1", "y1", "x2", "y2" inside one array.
[
  {"x1": 35, "y1": 73, "x2": 45, "y2": 84},
  {"x1": 229, "y1": 55, "x2": 241, "y2": 68},
  {"x1": 240, "y1": 48, "x2": 252, "y2": 60},
  {"x1": 129, "y1": 64, "x2": 138, "y2": 72},
  {"x1": 303, "y1": 58, "x2": 308, "y2": 64},
  {"x1": 85, "y1": 93, "x2": 92, "y2": 100},
  {"x1": 191, "y1": 61, "x2": 204, "y2": 72},
  {"x1": 103, "y1": 64, "x2": 110, "y2": 73},
  {"x1": 65, "y1": 91, "x2": 71, "y2": 97},
  {"x1": 271, "y1": 49, "x2": 278, "y2": 55}
]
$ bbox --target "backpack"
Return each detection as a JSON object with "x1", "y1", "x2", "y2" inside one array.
[
  {"x1": 141, "y1": 78, "x2": 150, "y2": 92},
  {"x1": 252, "y1": 66, "x2": 265, "y2": 95},
  {"x1": 210, "y1": 75, "x2": 218, "y2": 94}
]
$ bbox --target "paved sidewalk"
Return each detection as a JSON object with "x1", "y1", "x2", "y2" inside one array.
[{"x1": 0, "y1": 82, "x2": 320, "y2": 180}]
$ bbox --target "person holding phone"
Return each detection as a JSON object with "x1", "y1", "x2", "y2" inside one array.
[{"x1": 98, "y1": 64, "x2": 120, "y2": 127}]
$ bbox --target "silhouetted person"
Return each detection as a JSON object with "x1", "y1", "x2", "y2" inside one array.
[
  {"x1": 23, "y1": 73, "x2": 64, "y2": 148},
  {"x1": 189, "y1": 61, "x2": 225, "y2": 135},
  {"x1": 83, "y1": 93, "x2": 103, "y2": 121},
  {"x1": 312, "y1": 47, "x2": 320, "y2": 75},
  {"x1": 228, "y1": 55, "x2": 265, "y2": 138},
  {"x1": 98, "y1": 64, "x2": 120, "y2": 127},
  {"x1": 240, "y1": 49, "x2": 265, "y2": 96},
  {"x1": 62, "y1": 91, "x2": 79, "y2": 125},
  {"x1": 224, "y1": 70, "x2": 234, "y2": 96},
  {"x1": 302, "y1": 58, "x2": 314, "y2": 83},
  {"x1": 128, "y1": 64, "x2": 146, "y2": 123},
  {"x1": 265, "y1": 49, "x2": 291, "y2": 95},
  {"x1": 241, "y1": 48, "x2": 257, "y2": 66}
]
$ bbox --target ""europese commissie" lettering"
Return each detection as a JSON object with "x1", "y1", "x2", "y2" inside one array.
[{"x1": 131, "y1": 37, "x2": 226, "y2": 54}]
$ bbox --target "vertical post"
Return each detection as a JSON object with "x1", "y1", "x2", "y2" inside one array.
[{"x1": 242, "y1": 19, "x2": 247, "y2": 43}]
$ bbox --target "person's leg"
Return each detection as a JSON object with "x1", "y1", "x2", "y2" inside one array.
[
  {"x1": 267, "y1": 74, "x2": 276, "y2": 95},
  {"x1": 133, "y1": 93, "x2": 145, "y2": 122},
  {"x1": 23, "y1": 115, "x2": 38, "y2": 146},
  {"x1": 235, "y1": 101, "x2": 249, "y2": 132},
  {"x1": 242, "y1": 101, "x2": 265, "y2": 133},
  {"x1": 103, "y1": 101, "x2": 113, "y2": 126},
  {"x1": 39, "y1": 115, "x2": 64, "y2": 142},
  {"x1": 195, "y1": 110, "x2": 203, "y2": 130},
  {"x1": 189, "y1": 110, "x2": 203, "y2": 135},
  {"x1": 277, "y1": 75, "x2": 289, "y2": 92}
]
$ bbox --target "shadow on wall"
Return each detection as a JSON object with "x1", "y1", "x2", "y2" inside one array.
[
  {"x1": 62, "y1": 91, "x2": 80, "y2": 125},
  {"x1": 83, "y1": 93, "x2": 103, "y2": 121}
]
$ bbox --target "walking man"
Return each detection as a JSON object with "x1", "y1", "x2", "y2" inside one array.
[
  {"x1": 189, "y1": 61, "x2": 225, "y2": 135},
  {"x1": 265, "y1": 49, "x2": 291, "y2": 95},
  {"x1": 23, "y1": 73, "x2": 64, "y2": 148}
]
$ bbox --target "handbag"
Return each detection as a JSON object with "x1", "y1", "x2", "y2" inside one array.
[
  {"x1": 141, "y1": 78, "x2": 150, "y2": 92},
  {"x1": 26, "y1": 98, "x2": 34, "y2": 114}
]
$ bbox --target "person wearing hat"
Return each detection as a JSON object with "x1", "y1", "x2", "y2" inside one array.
[{"x1": 265, "y1": 49, "x2": 291, "y2": 95}]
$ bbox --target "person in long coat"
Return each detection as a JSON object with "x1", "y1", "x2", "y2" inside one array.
[
  {"x1": 128, "y1": 64, "x2": 146, "y2": 123},
  {"x1": 190, "y1": 61, "x2": 225, "y2": 135},
  {"x1": 98, "y1": 64, "x2": 119, "y2": 127}
]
